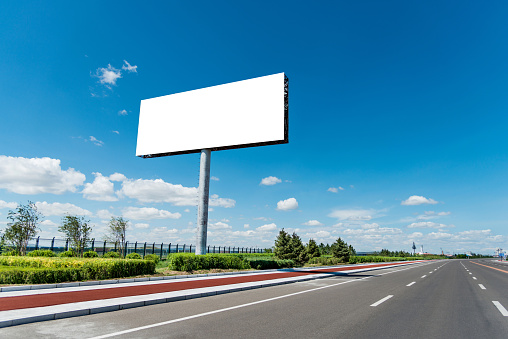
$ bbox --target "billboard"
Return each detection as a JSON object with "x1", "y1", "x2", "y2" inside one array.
[{"x1": 136, "y1": 72, "x2": 288, "y2": 158}]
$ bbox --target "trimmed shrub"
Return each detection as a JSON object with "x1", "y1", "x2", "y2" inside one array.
[
  {"x1": 168, "y1": 253, "x2": 250, "y2": 271},
  {"x1": 103, "y1": 251, "x2": 120, "y2": 258},
  {"x1": 59, "y1": 250, "x2": 77, "y2": 257},
  {"x1": 27, "y1": 250, "x2": 56, "y2": 257},
  {"x1": 83, "y1": 250, "x2": 99, "y2": 258},
  {"x1": 247, "y1": 259, "x2": 294, "y2": 270},
  {"x1": 0, "y1": 266, "x2": 83, "y2": 284},
  {"x1": 126, "y1": 253, "x2": 142, "y2": 260},
  {"x1": 0, "y1": 257, "x2": 156, "y2": 282},
  {"x1": 143, "y1": 254, "x2": 160, "y2": 264},
  {"x1": 308, "y1": 257, "x2": 342, "y2": 266},
  {"x1": 1, "y1": 250, "x2": 20, "y2": 256}
]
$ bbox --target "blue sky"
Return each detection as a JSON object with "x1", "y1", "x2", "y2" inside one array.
[{"x1": 1, "y1": 1, "x2": 507, "y2": 254}]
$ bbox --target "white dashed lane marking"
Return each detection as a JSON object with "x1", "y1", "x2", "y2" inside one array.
[
  {"x1": 478, "y1": 284, "x2": 486, "y2": 290},
  {"x1": 406, "y1": 282, "x2": 416, "y2": 287},
  {"x1": 493, "y1": 301, "x2": 508, "y2": 316},
  {"x1": 370, "y1": 295, "x2": 393, "y2": 307},
  {"x1": 421, "y1": 275, "x2": 427, "y2": 278}
]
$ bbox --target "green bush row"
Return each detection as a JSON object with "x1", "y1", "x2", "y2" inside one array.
[
  {"x1": 0, "y1": 266, "x2": 84, "y2": 284},
  {"x1": 168, "y1": 253, "x2": 251, "y2": 271},
  {"x1": 307, "y1": 257, "x2": 344, "y2": 265},
  {"x1": 247, "y1": 258, "x2": 294, "y2": 270},
  {"x1": 348, "y1": 256, "x2": 424, "y2": 264},
  {"x1": 0, "y1": 256, "x2": 155, "y2": 279},
  {"x1": 0, "y1": 259, "x2": 155, "y2": 284}
]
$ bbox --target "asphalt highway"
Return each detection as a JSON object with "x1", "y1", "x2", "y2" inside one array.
[{"x1": 2, "y1": 259, "x2": 508, "y2": 338}]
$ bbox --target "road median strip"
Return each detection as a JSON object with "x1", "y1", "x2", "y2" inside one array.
[{"x1": 0, "y1": 260, "x2": 426, "y2": 328}]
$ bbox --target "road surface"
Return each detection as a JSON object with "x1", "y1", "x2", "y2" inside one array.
[{"x1": 2, "y1": 259, "x2": 507, "y2": 338}]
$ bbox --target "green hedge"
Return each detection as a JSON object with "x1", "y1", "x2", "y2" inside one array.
[
  {"x1": 247, "y1": 258, "x2": 294, "y2": 270},
  {"x1": 168, "y1": 253, "x2": 250, "y2": 271},
  {"x1": 348, "y1": 256, "x2": 424, "y2": 264},
  {"x1": 0, "y1": 266, "x2": 84, "y2": 284},
  {"x1": 307, "y1": 257, "x2": 343, "y2": 265},
  {"x1": 27, "y1": 250, "x2": 56, "y2": 257},
  {"x1": 0, "y1": 256, "x2": 156, "y2": 281}
]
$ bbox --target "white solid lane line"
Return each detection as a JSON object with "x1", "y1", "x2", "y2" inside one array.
[
  {"x1": 478, "y1": 284, "x2": 486, "y2": 290},
  {"x1": 370, "y1": 295, "x2": 394, "y2": 307},
  {"x1": 421, "y1": 275, "x2": 427, "y2": 278},
  {"x1": 493, "y1": 301, "x2": 508, "y2": 316},
  {"x1": 406, "y1": 282, "x2": 416, "y2": 287}
]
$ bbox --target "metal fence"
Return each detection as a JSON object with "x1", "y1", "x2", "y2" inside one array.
[{"x1": 11, "y1": 237, "x2": 263, "y2": 259}]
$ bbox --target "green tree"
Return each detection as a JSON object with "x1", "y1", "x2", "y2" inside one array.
[
  {"x1": 3, "y1": 201, "x2": 42, "y2": 255},
  {"x1": 274, "y1": 228, "x2": 292, "y2": 260},
  {"x1": 331, "y1": 237, "x2": 350, "y2": 263},
  {"x1": 107, "y1": 217, "x2": 128, "y2": 257},
  {"x1": 59, "y1": 215, "x2": 92, "y2": 257},
  {"x1": 348, "y1": 244, "x2": 356, "y2": 256},
  {"x1": 290, "y1": 232, "x2": 308, "y2": 265},
  {"x1": 307, "y1": 239, "x2": 321, "y2": 259}
]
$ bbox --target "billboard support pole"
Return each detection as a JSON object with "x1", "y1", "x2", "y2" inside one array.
[{"x1": 196, "y1": 149, "x2": 211, "y2": 255}]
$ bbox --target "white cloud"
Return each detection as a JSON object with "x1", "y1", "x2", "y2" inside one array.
[
  {"x1": 253, "y1": 217, "x2": 268, "y2": 221},
  {"x1": 41, "y1": 220, "x2": 58, "y2": 227},
  {"x1": 302, "y1": 220, "x2": 323, "y2": 226},
  {"x1": 416, "y1": 211, "x2": 451, "y2": 220},
  {"x1": 134, "y1": 223, "x2": 150, "y2": 229},
  {"x1": 95, "y1": 64, "x2": 121, "y2": 86},
  {"x1": 35, "y1": 202, "x2": 92, "y2": 217},
  {"x1": 401, "y1": 195, "x2": 438, "y2": 206},
  {"x1": 260, "y1": 176, "x2": 282, "y2": 186},
  {"x1": 97, "y1": 209, "x2": 113, "y2": 220},
  {"x1": 256, "y1": 223, "x2": 277, "y2": 232},
  {"x1": 89, "y1": 136, "x2": 104, "y2": 146},
  {"x1": 209, "y1": 194, "x2": 236, "y2": 208},
  {"x1": 112, "y1": 130, "x2": 120, "y2": 135},
  {"x1": 327, "y1": 187, "x2": 344, "y2": 193},
  {"x1": 328, "y1": 209, "x2": 375, "y2": 221},
  {"x1": 0, "y1": 156, "x2": 86, "y2": 194},
  {"x1": 184, "y1": 209, "x2": 190, "y2": 213},
  {"x1": 82, "y1": 173, "x2": 118, "y2": 201},
  {"x1": 120, "y1": 179, "x2": 197, "y2": 205},
  {"x1": 109, "y1": 173, "x2": 127, "y2": 182},
  {"x1": 118, "y1": 109, "x2": 128, "y2": 116},
  {"x1": 122, "y1": 60, "x2": 138, "y2": 73},
  {"x1": 119, "y1": 178, "x2": 233, "y2": 208},
  {"x1": 0, "y1": 200, "x2": 17, "y2": 209},
  {"x1": 361, "y1": 223, "x2": 380, "y2": 229},
  {"x1": 276, "y1": 198, "x2": 298, "y2": 211},
  {"x1": 231, "y1": 230, "x2": 255, "y2": 237},
  {"x1": 244, "y1": 224, "x2": 250, "y2": 229},
  {"x1": 305, "y1": 231, "x2": 331, "y2": 239},
  {"x1": 407, "y1": 222, "x2": 447, "y2": 229},
  {"x1": 211, "y1": 176, "x2": 220, "y2": 181},
  {"x1": 209, "y1": 222, "x2": 232, "y2": 230},
  {"x1": 122, "y1": 207, "x2": 181, "y2": 220}
]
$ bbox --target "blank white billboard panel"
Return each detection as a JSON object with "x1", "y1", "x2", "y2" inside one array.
[{"x1": 136, "y1": 72, "x2": 288, "y2": 158}]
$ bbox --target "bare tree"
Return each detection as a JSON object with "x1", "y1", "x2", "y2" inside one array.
[{"x1": 3, "y1": 201, "x2": 42, "y2": 255}]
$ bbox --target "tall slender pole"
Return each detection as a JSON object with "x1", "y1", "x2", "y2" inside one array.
[{"x1": 196, "y1": 149, "x2": 211, "y2": 255}]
